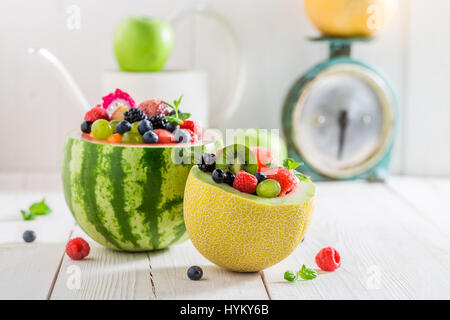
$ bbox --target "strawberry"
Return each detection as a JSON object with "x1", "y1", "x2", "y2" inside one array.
[
  {"x1": 265, "y1": 167, "x2": 298, "y2": 196},
  {"x1": 233, "y1": 171, "x2": 258, "y2": 194},
  {"x1": 153, "y1": 129, "x2": 174, "y2": 144},
  {"x1": 250, "y1": 146, "x2": 277, "y2": 172},
  {"x1": 180, "y1": 120, "x2": 200, "y2": 137},
  {"x1": 84, "y1": 105, "x2": 109, "y2": 122}
]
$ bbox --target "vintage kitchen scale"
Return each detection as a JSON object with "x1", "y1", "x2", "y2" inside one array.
[{"x1": 282, "y1": 37, "x2": 398, "y2": 181}]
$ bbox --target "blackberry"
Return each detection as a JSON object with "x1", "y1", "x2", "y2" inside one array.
[
  {"x1": 149, "y1": 114, "x2": 169, "y2": 130},
  {"x1": 187, "y1": 266, "x2": 203, "y2": 281},
  {"x1": 224, "y1": 171, "x2": 235, "y2": 186},
  {"x1": 196, "y1": 153, "x2": 216, "y2": 172},
  {"x1": 124, "y1": 108, "x2": 147, "y2": 123}
]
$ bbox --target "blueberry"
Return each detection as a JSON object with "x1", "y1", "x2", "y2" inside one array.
[
  {"x1": 224, "y1": 171, "x2": 235, "y2": 186},
  {"x1": 166, "y1": 122, "x2": 180, "y2": 133},
  {"x1": 23, "y1": 230, "x2": 36, "y2": 243},
  {"x1": 143, "y1": 130, "x2": 159, "y2": 144},
  {"x1": 137, "y1": 120, "x2": 153, "y2": 135},
  {"x1": 115, "y1": 120, "x2": 132, "y2": 134},
  {"x1": 80, "y1": 121, "x2": 92, "y2": 134},
  {"x1": 197, "y1": 153, "x2": 216, "y2": 172},
  {"x1": 187, "y1": 266, "x2": 203, "y2": 281},
  {"x1": 212, "y1": 169, "x2": 225, "y2": 183},
  {"x1": 173, "y1": 129, "x2": 191, "y2": 143},
  {"x1": 254, "y1": 172, "x2": 267, "y2": 184}
]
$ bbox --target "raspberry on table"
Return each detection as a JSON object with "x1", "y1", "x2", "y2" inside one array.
[
  {"x1": 266, "y1": 167, "x2": 298, "y2": 196},
  {"x1": 84, "y1": 105, "x2": 109, "y2": 122},
  {"x1": 233, "y1": 170, "x2": 258, "y2": 194},
  {"x1": 66, "y1": 237, "x2": 90, "y2": 260},
  {"x1": 315, "y1": 247, "x2": 341, "y2": 272}
]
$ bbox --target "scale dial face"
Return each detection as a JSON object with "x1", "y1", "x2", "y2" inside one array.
[{"x1": 292, "y1": 63, "x2": 395, "y2": 179}]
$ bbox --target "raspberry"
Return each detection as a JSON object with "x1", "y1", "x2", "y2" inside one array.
[
  {"x1": 138, "y1": 99, "x2": 170, "y2": 118},
  {"x1": 250, "y1": 146, "x2": 277, "y2": 172},
  {"x1": 315, "y1": 247, "x2": 341, "y2": 272},
  {"x1": 84, "y1": 105, "x2": 109, "y2": 122},
  {"x1": 180, "y1": 120, "x2": 200, "y2": 137},
  {"x1": 233, "y1": 171, "x2": 258, "y2": 194},
  {"x1": 265, "y1": 167, "x2": 298, "y2": 196},
  {"x1": 66, "y1": 237, "x2": 90, "y2": 260}
]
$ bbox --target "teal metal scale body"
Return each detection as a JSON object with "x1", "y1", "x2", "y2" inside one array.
[{"x1": 282, "y1": 38, "x2": 398, "y2": 181}]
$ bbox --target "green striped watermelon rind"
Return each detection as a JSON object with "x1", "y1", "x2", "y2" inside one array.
[{"x1": 62, "y1": 130, "x2": 223, "y2": 252}]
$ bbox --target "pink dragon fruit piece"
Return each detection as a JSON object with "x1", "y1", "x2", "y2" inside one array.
[
  {"x1": 102, "y1": 88, "x2": 136, "y2": 117},
  {"x1": 138, "y1": 99, "x2": 170, "y2": 118}
]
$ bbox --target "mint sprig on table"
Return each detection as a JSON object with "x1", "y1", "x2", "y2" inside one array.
[
  {"x1": 163, "y1": 95, "x2": 191, "y2": 125},
  {"x1": 284, "y1": 264, "x2": 317, "y2": 282},
  {"x1": 20, "y1": 198, "x2": 52, "y2": 221}
]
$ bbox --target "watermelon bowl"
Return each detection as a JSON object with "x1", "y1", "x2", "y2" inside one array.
[{"x1": 62, "y1": 129, "x2": 223, "y2": 252}]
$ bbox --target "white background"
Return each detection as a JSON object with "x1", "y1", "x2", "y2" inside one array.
[{"x1": 0, "y1": 0, "x2": 448, "y2": 176}]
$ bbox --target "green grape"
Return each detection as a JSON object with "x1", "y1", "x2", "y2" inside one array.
[
  {"x1": 256, "y1": 179, "x2": 281, "y2": 198},
  {"x1": 110, "y1": 120, "x2": 120, "y2": 133},
  {"x1": 122, "y1": 131, "x2": 143, "y2": 144},
  {"x1": 92, "y1": 119, "x2": 113, "y2": 140},
  {"x1": 131, "y1": 122, "x2": 139, "y2": 133}
]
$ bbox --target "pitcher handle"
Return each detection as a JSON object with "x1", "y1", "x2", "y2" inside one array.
[{"x1": 169, "y1": 3, "x2": 246, "y2": 126}]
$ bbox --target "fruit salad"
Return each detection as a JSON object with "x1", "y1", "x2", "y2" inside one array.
[
  {"x1": 80, "y1": 89, "x2": 201, "y2": 145},
  {"x1": 196, "y1": 144, "x2": 310, "y2": 198}
]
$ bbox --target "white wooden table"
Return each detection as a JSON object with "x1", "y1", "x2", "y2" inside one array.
[{"x1": 1, "y1": 173, "x2": 449, "y2": 300}]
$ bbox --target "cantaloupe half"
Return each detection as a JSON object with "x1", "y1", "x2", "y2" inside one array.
[{"x1": 183, "y1": 166, "x2": 316, "y2": 272}]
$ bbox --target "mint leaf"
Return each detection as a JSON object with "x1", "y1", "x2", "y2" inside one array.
[
  {"x1": 165, "y1": 116, "x2": 184, "y2": 125},
  {"x1": 298, "y1": 264, "x2": 317, "y2": 280},
  {"x1": 21, "y1": 210, "x2": 36, "y2": 221},
  {"x1": 283, "y1": 158, "x2": 303, "y2": 170},
  {"x1": 178, "y1": 112, "x2": 191, "y2": 120},
  {"x1": 265, "y1": 162, "x2": 277, "y2": 168},
  {"x1": 294, "y1": 171, "x2": 309, "y2": 181},
  {"x1": 284, "y1": 270, "x2": 298, "y2": 282},
  {"x1": 29, "y1": 198, "x2": 51, "y2": 216}
]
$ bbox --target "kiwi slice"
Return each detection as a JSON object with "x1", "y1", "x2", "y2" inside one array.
[{"x1": 216, "y1": 144, "x2": 258, "y2": 175}]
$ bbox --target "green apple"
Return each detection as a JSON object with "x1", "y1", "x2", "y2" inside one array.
[
  {"x1": 232, "y1": 128, "x2": 288, "y2": 163},
  {"x1": 114, "y1": 17, "x2": 174, "y2": 72}
]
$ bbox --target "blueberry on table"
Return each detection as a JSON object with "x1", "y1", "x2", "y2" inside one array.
[
  {"x1": 212, "y1": 169, "x2": 225, "y2": 183},
  {"x1": 187, "y1": 266, "x2": 203, "y2": 281},
  {"x1": 23, "y1": 230, "x2": 36, "y2": 243}
]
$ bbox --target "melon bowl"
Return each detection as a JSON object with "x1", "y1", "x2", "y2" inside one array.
[
  {"x1": 184, "y1": 166, "x2": 316, "y2": 272},
  {"x1": 61, "y1": 130, "x2": 222, "y2": 252}
]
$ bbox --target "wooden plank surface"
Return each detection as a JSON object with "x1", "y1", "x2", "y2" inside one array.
[
  {"x1": 1, "y1": 175, "x2": 450, "y2": 300},
  {"x1": 0, "y1": 192, "x2": 73, "y2": 299},
  {"x1": 262, "y1": 180, "x2": 450, "y2": 299}
]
